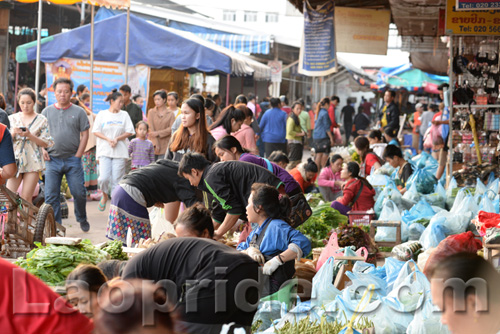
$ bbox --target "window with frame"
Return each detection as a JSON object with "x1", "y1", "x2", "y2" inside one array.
[
  {"x1": 223, "y1": 10, "x2": 236, "y2": 22},
  {"x1": 244, "y1": 11, "x2": 258, "y2": 22},
  {"x1": 266, "y1": 12, "x2": 278, "y2": 23}
]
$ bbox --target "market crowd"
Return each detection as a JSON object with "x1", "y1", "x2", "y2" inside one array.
[{"x1": 1, "y1": 78, "x2": 500, "y2": 334}]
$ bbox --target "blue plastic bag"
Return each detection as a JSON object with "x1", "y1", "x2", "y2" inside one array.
[
  {"x1": 406, "y1": 296, "x2": 451, "y2": 334},
  {"x1": 488, "y1": 178, "x2": 499, "y2": 199},
  {"x1": 402, "y1": 181, "x2": 420, "y2": 206},
  {"x1": 383, "y1": 257, "x2": 405, "y2": 292},
  {"x1": 406, "y1": 167, "x2": 438, "y2": 195},
  {"x1": 422, "y1": 182, "x2": 446, "y2": 208},
  {"x1": 386, "y1": 261, "x2": 427, "y2": 313},
  {"x1": 402, "y1": 199, "x2": 436, "y2": 226},
  {"x1": 445, "y1": 177, "x2": 458, "y2": 210},
  {"x1": 311, "y1": 257, "x2": 341, "y2": 307},
  {"x1": 374, "y1": 181, "x2": 401, "y2": 216},
  {"x1": 419, "y1": 219, "x2": 447, "y2": 249},
  {"x1": 479, "y1": 191, "x2": 498, "y2": 214},
  {"x1": 475, "y1": 177, "x2": 487, "y2": 196}
]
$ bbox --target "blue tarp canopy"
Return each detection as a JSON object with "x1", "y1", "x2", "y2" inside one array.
[
  {"x1": 16, "y1": 13, "x2": 232, "y2": 75},
  {"x1": 376, "y1": 63, "x2": 449, "y2": 92}
]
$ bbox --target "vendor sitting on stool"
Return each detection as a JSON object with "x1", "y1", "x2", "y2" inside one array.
[
  {"x1": 238, "y1": 183, "x2": 311, "y2": 296},
  {"x1": 383, "y1": 145, "x2": 414, "y2": 195},
  {"x1": 330, "y1": 162, "x2": 375, "y2": 216}
]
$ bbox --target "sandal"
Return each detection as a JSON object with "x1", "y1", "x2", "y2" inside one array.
[{"x1": 98, "y1": 199, "x2": 107, "y2": 212}]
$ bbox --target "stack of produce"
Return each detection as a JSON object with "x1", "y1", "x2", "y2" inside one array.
[{"x1": 15, "y1": 239, "x2": 110, "y2": 285}]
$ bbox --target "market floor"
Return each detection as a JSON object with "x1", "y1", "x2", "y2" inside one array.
[{"x1": 63, "y1": 200, "x2": 110, "y2": 244}]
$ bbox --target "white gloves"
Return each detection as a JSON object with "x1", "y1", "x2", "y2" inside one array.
[
  {"x1": 245, "y1": 247, "x2": 265, "y2": 264},
  {"x1": 262, "y1": 256, "x2": 283, "y2": 275}
]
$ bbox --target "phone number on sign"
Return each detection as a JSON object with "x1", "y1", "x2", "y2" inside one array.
[{"x1": 472, "y1": 25, "x2": 500, "y2": 33}]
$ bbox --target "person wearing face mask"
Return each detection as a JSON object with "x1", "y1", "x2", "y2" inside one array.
[
  {"x1": 237, "y1": 183, "x2": 311, "y2": 296},
  {"x1": 318, "y1": 154, "x2": 344, "y2": 201},
  {"x1": 93, "y1": 89, "x2": 134, "y2": 212}
]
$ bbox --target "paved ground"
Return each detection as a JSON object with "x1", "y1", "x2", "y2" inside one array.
[{"x1": 64, "y1": 200, "x2": 110, "y2": 244}]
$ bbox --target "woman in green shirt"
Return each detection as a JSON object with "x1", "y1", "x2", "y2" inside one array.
[{"x1": 286, "y1": 101, "x2": 306, "y2": 170}]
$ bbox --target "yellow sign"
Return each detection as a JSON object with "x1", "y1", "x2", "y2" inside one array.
[
  {"x1": 335, "y1": 7, "x2": 391, "y2": 55},
  {"x1": 446, "y1": 0, "x2": 500, "y2": 35}
]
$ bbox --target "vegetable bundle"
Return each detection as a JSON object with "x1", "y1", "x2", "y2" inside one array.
[
  {"x1": 15, "y1": 239, "x2": 110, "y2": 285},
  {"x1": 298, "y1": 204, "x2": 348, "y2": 250},
  {"x1": 102, "y1": 240, "x2": 128, "y2": 260}
]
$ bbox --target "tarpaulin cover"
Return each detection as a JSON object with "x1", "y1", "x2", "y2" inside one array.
[
  {"x1": 16, "y1": 13, "x2": 231, "y2": 75},
  {"x1": 376, "y1": 63, "x2": 448, "y2": 91}
]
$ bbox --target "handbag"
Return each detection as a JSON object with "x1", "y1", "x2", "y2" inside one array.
[{"x1": 288, "y1": 192, "x2": 312, "y2": 228}]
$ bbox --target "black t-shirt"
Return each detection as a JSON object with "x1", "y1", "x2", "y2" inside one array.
[
  {"x1": 120, "y1": 159, "x2": 198, "y2": 207},
  {"x1": 341, "y1": 105, "x2": 355, "y2": 124},
  {"x1": 198, "y1": 161, "x2": 283, "y2": 223},
  {"x1": 122, "y1": 238, "x2": 259, "y2": 325},
  {"x1": 354, "y1": 112, "x2": 371, "y2": 132}
]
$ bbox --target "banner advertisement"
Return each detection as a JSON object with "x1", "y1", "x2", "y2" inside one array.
[
  {"x1": 446, "y1": 0, "x2": 500, "y2": 35},
  {"x1": 456, "y1": 0, "x2": 500, "y2": 10},
  {"x1": 45, "y1": 58, "x2": 150, "y2": 115},
  {"x1": 335, "y1": 7, "x2": 391, "y2": 55},
  {"x1": 298, "y1": 1, "x2": 337, "y2": 76}
]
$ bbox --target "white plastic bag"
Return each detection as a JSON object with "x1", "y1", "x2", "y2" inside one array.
[
  {"x1": 149, "y1": 206, "x2": 176, "y2": 238},
  {"x1": 375, "y1": 200, "x2": 408, "y2": 242},
  {"x1": 311, "y1": 257, "x2": 341, "y2": 307}
]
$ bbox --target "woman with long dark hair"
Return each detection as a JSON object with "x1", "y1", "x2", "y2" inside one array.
[
  {"x1": 148, "y1": 90, "x2": 176, "y2": 160},
  {"x1": 312, "y1": 97, "x2": 334, "y2": 170},
  {"x1": 7, "y1": 88, "x2": 53, "y2": 203},
  {"x1": 354, "y1": 136, "x2": 382, "y2": 177},
  {"x1": 286, "y1": 101, "x2": 306, "y2": 170},
  {"x1": 166, "y1": 98, "x2": 216, "y2": 162},
  {"x1": 330, "y1": 161, "x2": 375, "y2": 215},
  {"x1": 238, "y1": 183, "x2": 311, "y2": 296},
  {"x1": 93, "y1": 89, "x2": 134, "y2": 211},
  {"x1": 209, "y1": 105, "x2": 245, "y2": 141}
]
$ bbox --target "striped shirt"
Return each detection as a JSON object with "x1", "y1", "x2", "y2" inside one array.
[{"x1": 128, "y1": 138, "x2": 155, "y2": 168}]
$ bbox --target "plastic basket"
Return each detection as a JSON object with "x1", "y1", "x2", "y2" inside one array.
[{"x1": 347, "y1": 209, "x2": 375, "y2": 226}]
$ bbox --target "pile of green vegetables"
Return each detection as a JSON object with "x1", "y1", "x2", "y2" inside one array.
[
  {"x1": 274, "y1": 315, "x2": 374, "y2": 334},
  {"x1": 102, "y1": 240, "x2": 128, "y2": 260},
  {"x1": 16, "y1": 239, "x2": 111, "y2": 285},
  {"x1": 298, "y1": 203, "x2": 348, "y2": 250}
]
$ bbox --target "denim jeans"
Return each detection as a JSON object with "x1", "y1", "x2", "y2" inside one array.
[
  {"x1": 98, "y1": 156, "x2": 127, "y2": 197},
  {"x1": 45, "y1": 155, "x2": 87, "y2": 224}
]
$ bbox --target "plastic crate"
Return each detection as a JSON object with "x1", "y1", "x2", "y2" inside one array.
[{"x1": 347, "y1": 209, "x2": 375, "y2": 226}]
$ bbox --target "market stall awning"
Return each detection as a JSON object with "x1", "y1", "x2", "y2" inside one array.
[
  {"x1": 15, "y1": 13, "x2": 232, "y2": 75},
  {"x1": 2, "y1": 0, "x2": 130, "y2": 8},
  {"x1": 377, "y1": 63, "x2": 449, "y2": 93},
  {"x1": 156, "y1": 25, "x2": 272, "y2": 80},
  {"x1": 193, "y1": 33, "x2": 271, "y2": 55}
]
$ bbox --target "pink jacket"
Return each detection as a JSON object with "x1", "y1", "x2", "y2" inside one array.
[
  {"x1": 232, "y1": 124, "x2": 258, "y2": 155},
  {"x1": 318, "y1": 167, "x2": 342, "y2": 192},
  {"x1": 210, "y1": 125, "x2": 229, "y2": 141}
]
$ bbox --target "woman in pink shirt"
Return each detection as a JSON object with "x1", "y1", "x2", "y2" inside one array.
[
  {"x1": 318, "y1": 154, "x2": 344, "y2": 201},
  {"x1": 209, "y1": 105, "x2": 245, "y2": 140},
  {"x1": 232, "y1": 104, "x2": 259, "y2": 155}
]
